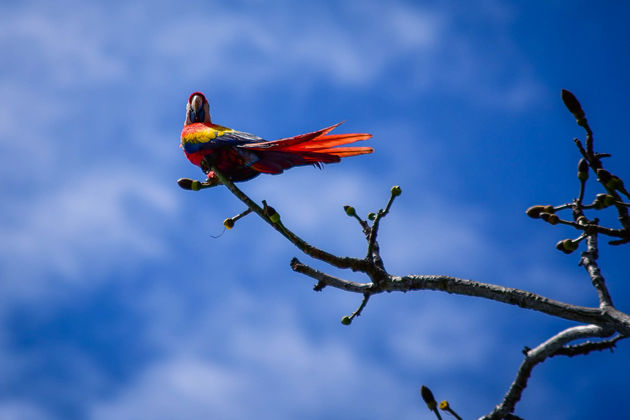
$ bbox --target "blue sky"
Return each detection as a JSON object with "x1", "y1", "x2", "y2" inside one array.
[{"x1": 1, "y1": 1, "x2": 630, "y2": 419}]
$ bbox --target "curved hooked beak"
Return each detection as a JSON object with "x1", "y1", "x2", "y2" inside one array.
[{"x1": 188, "y1": 94, "x2": 206, "y2": 124}]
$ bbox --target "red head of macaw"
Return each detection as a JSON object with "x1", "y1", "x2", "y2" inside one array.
[{"x1": 180, "y1": 92, "x2": 373, "y2": 182}]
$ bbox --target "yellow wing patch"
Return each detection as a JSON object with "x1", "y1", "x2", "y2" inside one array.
[{"x1": 181, "y1": 124, "x2": 235, "y2": 145}]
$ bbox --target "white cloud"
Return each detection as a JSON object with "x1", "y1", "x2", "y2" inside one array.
[
  {"x1": 90, "y1": 292, "x2": 421, "y2": 420},
  {"x1": 387, "y1": 299, "x2": 494, "y2": 370},
  {"x1": 502, "y1": 77, "x2": 547, "y2": 110},
  {"x1": 149, "y1": 1, "x2": 443, "y2": 88},
  {"x1": 377, "y1": 200, "x2": 494, "y2": 275},
  {"x1": 0, "y1": 169, "x2": 177, "y2": 296},
  {"x1": 91, "y1": 357, "x2": 252, "y2": 420},
  {"x1": 0, "y1": 401, "x2": 49, "y2": 420},
  {"x1": 0, "y1": 5, "x2": 125, "y2": 85},
  {"x1": 0, "y1": 0, "x2": 543, "y2": 116},
  {"x1": 0, "y1": 86, "x2": 61, "y2": 186}
]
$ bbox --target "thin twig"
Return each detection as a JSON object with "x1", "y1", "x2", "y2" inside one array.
[
  {"x1": 347, "y1": 292, "x2": 371, "y2": 322},
  {"x1": 480, "y1": 325, "x2": 613, "y2": 420},
  {"x1": 365, "y1": 188, "x2": 400, "y2": 272},
  {"x1": 553, "y1": 203, "x2": 573, "y2": 212},
  {"x1": 351, "y1": 213, "x2": 371, "y2": 238},
  {"x1": 290, "y1": 258, "x2": 371, "y2": 292},
  {"x1": 574, "y1": 137, "x2": 630, "y2": 230},
  {"x1": 554, "y1": 219, "x2": 628, "y2": 239},
  {"x1": 579, "y1": 230, "x2": 613, "y2": 308},
  {"x1": 211, "y1": 164, "x2": 372, "y2": 272},
  {"x1": 553, "y1": 334, "x2": 626, "y2": 357}
]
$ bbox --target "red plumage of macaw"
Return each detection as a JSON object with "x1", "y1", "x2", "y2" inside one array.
[{"x1": 180, "y1": 92, "x2": 373, "y2": 183}]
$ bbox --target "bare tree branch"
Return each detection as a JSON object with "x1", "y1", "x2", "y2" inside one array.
[
  {"x1": 556, "y1": 218, "x2": 629, "y2": 240},
  {"x1": 290, "y1": 258, "x2": 370, "y2": 293},
  {"x1": 553, "y1": 334, "x2": 626, "y2": 357},
  {"x1": 480, "y1": 325, "x2": 614, "y2": 420},
  {"x1": 388, "y1": 275, "x2": 626, "y2": 330},
  {"x1": 210, "y1": 163, "x2": 373, "y2": 273},
  {"x1": 579, "y1": 230, "x2": 613, "y2": 308}
]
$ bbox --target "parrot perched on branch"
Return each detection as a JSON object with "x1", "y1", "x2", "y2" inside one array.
[{"x1": 180, "y1": 92, "x2": 373, "y2": 183}]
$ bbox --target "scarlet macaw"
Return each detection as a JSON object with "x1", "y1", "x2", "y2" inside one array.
[{"x1": 180, "y1": 92, "x2": 373, "y2": 183}]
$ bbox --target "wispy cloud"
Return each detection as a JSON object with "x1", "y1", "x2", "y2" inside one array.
[
  {"x1": 148, "y1": 1, "x2": 443, "y2": 89},
  {"x1": 90, "y1": 292, "x2": 420, "y2": 420},
  {"x1": 387, "y1": 299, "x2": 495, "y2": 370},
  {"x1": 90, "y1": 357, "x2": 252, "y2": 420},
  {"x1": 0, "y1": 401, "x2": 48, "y2": 420},
  {"x1": 0, "y1": 169, "x2": 177, "y2": 298},
  {"x1": 2, "y1": 0, "x2": 539, "y2": 106},
  {"x1": 0, "y1": 4, "x2": 126, "y2": 86},
  {"x1": 0, "y1": 0, "x2": 546, "y2": 150}
]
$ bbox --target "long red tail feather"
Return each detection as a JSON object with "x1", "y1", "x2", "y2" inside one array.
[
  {"x1": 246, "y1": 122, "x2": 344, "y2": 150},
  {"x1": 245, "y1": 123, "x2": 372, "y2": 153},
  {"x1": 244, "y1": 122, "x2": 372, "y2": 174},
  {"x1": 284, "y1": 133, "x2": 372, "y2": 151}
]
